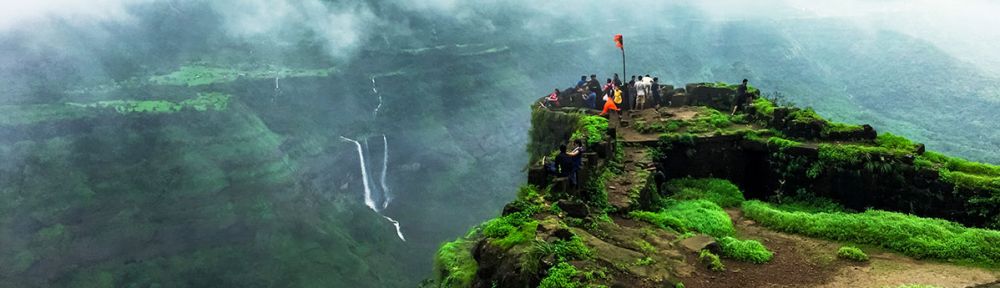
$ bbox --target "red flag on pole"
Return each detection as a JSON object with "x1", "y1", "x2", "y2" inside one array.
[{"x1": 614, "y1": 34, "x2": 624, "y2": 50}]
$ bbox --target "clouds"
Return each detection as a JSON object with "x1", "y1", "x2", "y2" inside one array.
[
  {"x1": 0, "y1": 0, "x2": 146, "y2": 32},
  {"x1": 210, "y1": 0, "x2": 377, "y2": 61}
]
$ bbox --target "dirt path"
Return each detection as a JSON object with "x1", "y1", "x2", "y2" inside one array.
[{"x1": 680, "y1": 209, "x2": 1000, "y2": 288}]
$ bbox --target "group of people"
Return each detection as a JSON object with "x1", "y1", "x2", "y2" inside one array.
[{"x1": 543, "y1": 73, "x2": 663, "y2": 116}]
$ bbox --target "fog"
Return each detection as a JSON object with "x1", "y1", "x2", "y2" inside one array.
[{"x1": 1, "y1": 0, "x2": 998, "y2": 287}]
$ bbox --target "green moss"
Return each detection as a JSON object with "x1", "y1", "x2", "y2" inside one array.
[
  {"x1": 766, "y1": 137, "x2": 801, "y2": 150},
  {"x1": 633, "y1": 239, "x2": 657, "y2": 254},
  {"x1": 742, "y1": 200, "x2": 1000, "y2": 265},
  {"x1": 663, "y1": 178, "x2": 745, "y2": 208},
  {"x1": 539, "y1": 262, "x2": 582, "y2": 288},
  {"x1": 717, "y1": 237, "x2": 773, "y2": 263},
  {"x1": 481, "y1": 211, "x2": 539, "y2": 249},
  {"x1": 752, "y1": 97, "x2": 776, "y2": 117},
  {"x1": 434, "y1": 239, "x2": 478, "y2": 288},
  {"x1": 572, "y1": 116, "x2": 609, "y2": 147},
  {"x1": 635, "y1": 257, "x2": 655, "y2": 266},
  {"x1": 837, "y1": 246, "x2": 869, "y2": 262},
  {"x1": 698, "y1": 250, "x2": 725, "y2": 271}
]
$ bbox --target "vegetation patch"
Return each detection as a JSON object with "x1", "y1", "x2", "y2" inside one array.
[
  {"x1": 742, "y1": 200, "x2": 1000, "y2": 265},
  {"x1": 434, "y1": 239, "x2": 478, "y2": 288},
  {"x1": 630, "y1": 200, "x2": 734, "y2": 237},
  {"x1": 663, "y1": 178, "x2": 745, "y2": 208},
  {"x1": 836, "y1": 246, "x2": 869, "y2": 262},
  {"x1": 572, "y1": 115, "x2": 609, "y2": 147},
  {"x1": 698, "y1": 249, "x2": 725, "y2": 272},
  {"x1": 481, "y1": 211, "x2": 539, "y2": 249},
  {"x1": 717, "y1": 236, "x2": 773, "y2": 263},
  {"x1": 67, "y1": 92, "x2": 232, "y2": 114},
  {"x1": 149, "y1": 64, "x2": 335, "y2": 86},
  {"x1": 539, "y1": 262, "x2": 582, "y2": 288}
]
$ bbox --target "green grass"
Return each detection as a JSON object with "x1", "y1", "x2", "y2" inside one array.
[
  {"x1": 717, "y1": 236, "x2": 773, "y2": 263},
  {"x1": 752, "y1": 97, "x2": 776, "y2": 117},
  {"x1": 481, "y1": 211, "x2": 539, "y2": 249},
  {"x1": 699, "y1": 250, "x2": 725, "y2": 271},
  {"x1": 837, "y1": 246, "x2": 869, "y2": 262},
  {"x1": 876, "y1": 133, "x2": 918, "y2": 151},
  {"x1": 539, "y1": 262, "x2": 582, "y2": 288},
  {"x1": 434, "y1": 239, "x2": 477, "y2": 288},
  {"x1": 663, "y1": 178, "x2": 745, "y2": 208},
  {"x1": 742, "y1": 200, "x2": 1000, "y2": 265},
  {"x1": 630, "y1": 200, "x2": 735, "y2": 237}
]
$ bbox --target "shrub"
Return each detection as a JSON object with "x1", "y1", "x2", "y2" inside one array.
[
  {"x1": 663, "y1": 178, "x2": 745, "y2": 208},
  {"x1": 434, "y1": 239, "x2": 477, "y2": 288},
  {"x1": 630, "y1": 200, "x2": 735, "y2": 238},
  {"x1": 539, "y1": 262, "x2": 581, "y2": 288},
  {"x1": 876, "y1": 133, "x2": 917, "y2": 151},
  {"x1": 837, "y1": 246, "x2": 868, "y2": 262},
  {"x1": 718, "y1": 236, "x2": 774, "y2": 263},
  {"x1": 699, "y1": 250, "x2": 725, "y2": 271},
  {"x1": 742, "y1": 200, "x2": 1000, "y2": 265}
]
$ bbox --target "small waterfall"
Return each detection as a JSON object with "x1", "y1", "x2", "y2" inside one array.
[
  {"x1": 380, "y1": 134, "x2": 391, "y2": 209},
  {"x1": 340, "y1": 136, "x2": 377, "y2": 210},
  {"x1": 372, "y1": 77, "x2": 382, "y2": 117},
  {"x1": 272, "y1": 76, "x2": 280, "y2": 103}
]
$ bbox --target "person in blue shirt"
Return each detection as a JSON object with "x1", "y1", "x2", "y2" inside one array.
[{"x1": 576, "y1": 75, "x2": 587, "y2": 89}]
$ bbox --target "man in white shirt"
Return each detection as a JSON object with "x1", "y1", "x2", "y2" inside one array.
[{"x1": 635, "y1": 76, "x2": 648, "y2": 110}]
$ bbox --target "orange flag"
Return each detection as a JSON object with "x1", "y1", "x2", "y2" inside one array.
[{"x1": 614, "y1": 34, "x2": 623, "y2": 50}]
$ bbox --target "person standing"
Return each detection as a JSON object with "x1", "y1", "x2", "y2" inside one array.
[
  {"x1": 627, "y1": 75, "x2": 637, "y2": 111},
  {"x1": 635, "y1": 76, "x2": 647, "y2": 110},
  {"x1": 651, "y1": 77, "x2": 661, "y2": 108},
  {"x1": 732, "y1": 79, "x2": 750, "y2": 115},
  {"x1": 613, "y1": 73, "x2": 623, "y2": 89}
]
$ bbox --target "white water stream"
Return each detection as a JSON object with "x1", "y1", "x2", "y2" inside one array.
[{"x1": 336, "y1": 76, "x2": 405, "y2": 241}]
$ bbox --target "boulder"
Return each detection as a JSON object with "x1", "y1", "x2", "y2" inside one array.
[
  {"x1": 557, "y1": 200, "x2": 591, "y2": 218},
  {"x1": 679, "y1": 235, "x2": 720, "y2": 254}
]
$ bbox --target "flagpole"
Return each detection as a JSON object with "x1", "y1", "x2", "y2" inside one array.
[{"x1": 621, "y1": 48, "x2": 626, "y2": 84}]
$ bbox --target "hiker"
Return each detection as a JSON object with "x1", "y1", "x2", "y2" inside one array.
[
  {"x1": 555, "y1": 144, "x2": 576, "y2": 185},
  {"x1": 567, "y1": 139, "x2": 586, "y2": 188},
  {"x1": 588, "y1": 90, "x2": 598, "y2": 109},
  {"x1": 545, "y1": 88, "x2": 560, "y2": 108},
  {"x1": 613, "y1": 73, "x2": 623, "y2": 88},
  {"x1": 626, "y1": 75, "x2": 637, "y2": 111},
  {"x1": 651, "y1": 77, "x2": 661, "y2": 108},
  {"x1": 587, "y1": 74, "x2": 602, "y2": 100},
  {"x1": 600, "y1": 87, "x2": 621, "y2": 116},
  {"x1": 635, "y1": 76, "x2": 648, "y2": 110},
  {"x1": 732, "y1": 79, "x2": 749, "y2": 115},
  {"x1": 577, "y1": 75, "x2": 587, "y2": 89}
]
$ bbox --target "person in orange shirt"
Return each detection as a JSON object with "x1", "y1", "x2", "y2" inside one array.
[{"x1": 600, "y1": 87, "x2": 621, "y2": 116}]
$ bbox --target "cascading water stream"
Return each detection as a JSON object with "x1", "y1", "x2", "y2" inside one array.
[
  {"x1": 380, "y1": 134, "x2": 391, "y2": 209},
  {"x1": 337, "y1": 76, "x2": 405, "y2": 241},
  {"x1": 340, "y1": 136, "x2": 377, "y2": 210}
]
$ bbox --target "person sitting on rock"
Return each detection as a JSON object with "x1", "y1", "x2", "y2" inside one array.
[
  {"x1": 577, "y1": 75, "x2": 587, "y2": 89},
  {"x1": 587, "y1": 74, "x2": 602, "y2": 99},
  {"x1": 545, "y1": 88, "x2": 560, "y2": 108},
  {"x1": 732, "y1": 79, "x2": 749, "y2": 115}
]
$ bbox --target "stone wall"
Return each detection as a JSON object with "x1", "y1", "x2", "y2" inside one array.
[{"x1": 654, "y1": 135, "x2": 998, "y2": 228}]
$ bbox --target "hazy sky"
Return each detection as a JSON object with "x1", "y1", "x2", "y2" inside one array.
[{"x1": 2, "y1": 0, "x2": 998, "y2": 72}]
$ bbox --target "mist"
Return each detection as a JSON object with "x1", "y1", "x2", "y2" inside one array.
[{"x1": 1, "y1": 0, "x2": 998, "y2": 287}]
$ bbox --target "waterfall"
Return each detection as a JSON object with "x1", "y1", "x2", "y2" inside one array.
[
  {"x1": 380, "y1": 134, "x2": 391, "y2": 209},
  {"x1": 372, "y1": 76, "x2": 382, "y2": 117},
  {"x1": 340, "y1": 136, "x2": 377, "y2": 210},
  {"x1": 341, "y1": 135, "x2": 405, "y2": 241}
]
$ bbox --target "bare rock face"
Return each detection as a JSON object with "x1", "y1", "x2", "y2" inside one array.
[{"x1": 679, "y1": 234, "x2": 720, "y2": 255}]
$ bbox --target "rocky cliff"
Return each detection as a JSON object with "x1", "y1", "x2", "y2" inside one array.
[{"x1": 430, "y1": 83, "x2": 1000, "y2": 288}]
